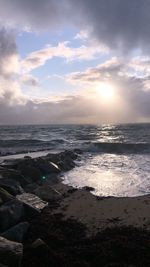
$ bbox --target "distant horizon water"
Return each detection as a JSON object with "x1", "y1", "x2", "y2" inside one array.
[{"x1": 0, "y1": 123, "x2": 150, "y2": 197}]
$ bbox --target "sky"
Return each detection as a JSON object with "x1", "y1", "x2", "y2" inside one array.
[{"x1": 0, "y1": 0, "x2": 150, "y2": 124}]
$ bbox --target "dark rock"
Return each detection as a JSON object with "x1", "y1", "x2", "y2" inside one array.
[
  {"x1": 74, "y1": 148, "x2": 82, "y2": 154},
  {"x1": 1, "y1": 222, "x2": 29, "y2": 243},
  {"x1": 0, "y1": 199, "x2": 24, "y2": 232},
  {"x1": 0, "y1": 187, "x2": 14, "y2": 204},
  {"x1": 0, "y1": 237, "x2": 23, "y2": 267},
  {"x1": 0, "y1": 263, "x2": 8, "y2": 267},
  {"x1": 31, "y1": 238, "x2": 47, "y2": 249},
  {"x1": 24, "y1": 156, "x2": 31, "y2": 159},
  {"x1": 34, "y1": 158, "x2": 61, "y2": 174},
  {"x1": 23, "y1": 238, "x2": 61, "y2": 267},
  {"x1": 83, "y1": 186, "x2": 95, "y2": 192},
  {"x1": 0, "y1": 179, "x2": 24, "y2": 196},
  {"x1": 34, "y1": 185, "x2": 62, "y2": 202},
  {"x1": 17, "y1": 163, "x2": 42, "y2": 183},
  {"x1": 0, "y1": 168, "x2": 30, "y2": 188},
  {"x1": 0, "y1": 198, "x2": 3, "y2": 206},
  {"x1": 67, "y1": 188, "x2": 78, "y2": 194}
]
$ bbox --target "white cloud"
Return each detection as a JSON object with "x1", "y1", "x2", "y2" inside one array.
[
  {"x1": 74, "y1": 30, "x2": 89, "y2": 40},
  {"x1": 21, "y1": 41, "x2": 109, "y2": 73}
]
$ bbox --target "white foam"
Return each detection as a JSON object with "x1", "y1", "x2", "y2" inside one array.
[{"x1": 63, "y1": 153, "x2": 150, "y2": 197}]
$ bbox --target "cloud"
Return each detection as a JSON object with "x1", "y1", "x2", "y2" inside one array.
[
  {"x1": 67, "y1": 58, "x2": 126, "y2": 83},
  {"x1": 22, "y1": 41, "x2": 108, "y2": 73},
  {"x1": 72, "y1": 0, "x2": 150, "y2": 54},
  {"x1": 74, "y1": 30, "x2": 89, "y2": 41},
  {"x1": 21, "y1": 75, "x2": 40, "y2": 87},
  {"x1": 0, "y1": 0, "x2": 70, "y2": 30},
  {"x1": 1, "y1": 0, "x2": 150, "y2": 54},
  {"x1": 0, "y1": 28, "x2": 19, "y2": 78},
  {"x1": 0, "y1": 28, "x2": 25, "y2": 105},
  {"x1": 67, "y1": 57, "x2": 150, "y2": 121}
]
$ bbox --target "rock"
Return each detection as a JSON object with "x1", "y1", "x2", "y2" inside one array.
[
  {"x1": 0, "y1": 187, "x2": 14, "y2": 204},
  {"x1": 17, "y1": 163, "x2": 42, "y2": 183},
  {"x1": 83, "y1": 186, "x2": 95, "y2": 192},
  {"x1": 74, "y1": 149, "x2": 82, "y2": 154},
  {"x1": 0, "y1": 199, "x2": 24, "y2": 232},
  {"x1": 0, "y1": 179, "x2": 24, "y2": 196},
  {"x1": 34, "y1": 158, "x2": 61, "y2": 174},
  {"x1": 0, "y1": 168, "x2": 30, "y2": 188},
  {"x1": 31, "y1": 238, "x2": 47, "y2": 249},
  {"x1": 16, "y1": 193, "x2": 48, "y2": 217},
  {"x1": 58, "y1": 158, "x2": 75, "y2": 171},
  {"x1": 0, "y1": 198, "x2": 3, "y2": 206},
  {"x1": 67, "y1": 188, "x2": 78, "y2": 194},
  {"x1": 1, "y1": 222, "x2": 29, "y2": 243},
  {"x1": 34, "y1": 185, "x2": 62, "y2": 202},
  {"x1": 24, "y1": 156, "x2": 31, "y2": 159},
  {"x1": 0, "y1": 237, "x2": 23, "y2": 267}
]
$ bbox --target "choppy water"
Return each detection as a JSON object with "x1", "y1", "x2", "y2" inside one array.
[{"x1": 0, "y1": 124, "x2": 150, "y2": 197}]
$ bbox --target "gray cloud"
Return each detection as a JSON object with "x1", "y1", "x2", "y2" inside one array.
[
  {"x1": 0, "y1": 28, "x2": 18, "y2": 78},
  {"x1": 1, "y1": 0, "x2": 150, "y2": 53},
  {"x1": 21, "y1": 75, "x2": 40, "y2": 87},
  {"x1": 73, "y1": 0, "x2": 150, "y2": 53},
  {"x1": 0, "y1": 0, "x2": 70, "y2": 30}
]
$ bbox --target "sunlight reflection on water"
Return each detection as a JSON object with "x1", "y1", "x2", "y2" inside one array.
[{"x1": 63, "y1": 153, "x2": 150, "y2": 197}]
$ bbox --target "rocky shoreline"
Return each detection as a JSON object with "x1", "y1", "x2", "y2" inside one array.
[{"x1": 0, "y1": 150, "x2": 150, "y2": 267}]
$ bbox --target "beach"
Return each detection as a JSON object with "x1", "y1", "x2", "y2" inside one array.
[{"x1": 0, "y1": 149, "x2": 150, "y2": 266}]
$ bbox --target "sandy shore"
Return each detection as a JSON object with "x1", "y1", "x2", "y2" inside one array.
[{"x1": 51, "y1": 182, "x2": 150, "y2": 234}]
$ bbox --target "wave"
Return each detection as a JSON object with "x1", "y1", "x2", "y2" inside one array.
[
  {"x1": 0, "y1": 138, "x2": 66, "y2": 147},
  {"x1": 86, "y1": 142, "x2": 150, "y2": 154}
]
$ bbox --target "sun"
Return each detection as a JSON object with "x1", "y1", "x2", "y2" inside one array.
[{"x1": 96, "y1": 83, "x2": 115, "y2": 101}]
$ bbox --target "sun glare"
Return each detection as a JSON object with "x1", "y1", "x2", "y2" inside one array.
[{"x1": 96, "y1": 83, "x2": 115, "y2": 101}]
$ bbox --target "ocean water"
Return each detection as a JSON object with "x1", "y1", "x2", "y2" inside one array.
[{"x1": 0, "y1": 124, "x2": 150, "y2": 197}]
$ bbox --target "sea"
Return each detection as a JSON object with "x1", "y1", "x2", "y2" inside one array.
[{"x1": 0, "y1": 123, "x2": 150, "y2": 197}]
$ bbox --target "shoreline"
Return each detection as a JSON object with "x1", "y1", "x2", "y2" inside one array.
[{"x1": 0, "y1": 150, "x2": 150, "y2": 266}]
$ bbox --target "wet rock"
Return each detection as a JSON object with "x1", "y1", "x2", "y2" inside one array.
[
  {"x1": 34, "y1": 158, "x2": 61, "y2": 174},
  {"x1": 0, "y1": 237, "x2": 23, "y2": 267},
  {"x1": 24, "y1": 156, "x2": 31, "y2": 159},
  {"x1": 0, "y1": 199, "x2": 24, "y2": 232},
  {"x1": 58, "y1": 159, "x2": 75, "y2": 171},
  {"x1": 67, "y1": 188, "x2": 78, "y2": 194},
  {"x1": 1, "y1": 222, "x2": 29, "y2": 243},
  {"x1": 16, "y1": 193, "x2": 48, "y2": 217},
  {"x1": 0, "y1": 187, "x2": 14, "y2": 204},
  {"x1": 0, "y1": 179, "x2": 24, "y2": 196},
  {"x1": 74, "y1": 148, "x2": 82, "y2": 154},
  {"x1": 83, "y1": 186, "x2": 95, "y2": 192}
]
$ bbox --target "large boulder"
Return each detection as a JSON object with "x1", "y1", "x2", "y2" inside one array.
[
  {"x1": 0, "y1": 237, "x2": 23, "y2": 267},
  {"x1": 0, "y1": 179, "x2": 24, "y2": 196},
  {"x1": 1, "y1": 222, "x2": 29, "y2": 243},
  {"x1": 16, "y1": 193, "x2": 48, "y2": 217},
  {"x1": 0, "y1": 188, "x2": 14, "y2": 205},
  {"x1": 0, "y1": 199, "x2": 24, "y2": 232},
  {"x1": 34, "y1": 185, "x2": 62, "y2": 202},
  {"x1": 16, "y1": 163, "x2": 42, "y2": 183},
  {"x1": 0, "y1": 167, "x2": 30, "y2": 188},
  {"x1": 34, "y1": 158, "x2": 61, "y2": 174}
]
